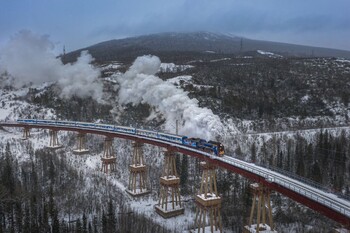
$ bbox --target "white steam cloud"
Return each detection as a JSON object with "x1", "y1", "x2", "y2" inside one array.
[
  {"x1": 0, "y1": 30, "x2": 104, "y2": 103},
  {"x1": 116, "y1": 55, "x2": 224, "y2": 139}
]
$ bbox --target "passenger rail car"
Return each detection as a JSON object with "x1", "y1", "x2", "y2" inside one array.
[{"x1": 16, "y1": 119, "x2": 225, "y2": 156}]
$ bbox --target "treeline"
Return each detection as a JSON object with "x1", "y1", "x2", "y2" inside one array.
[{"x1": 249, "y1": 129, "x2": 350, "y2": 193}]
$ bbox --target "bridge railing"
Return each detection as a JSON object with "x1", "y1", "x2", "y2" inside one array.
[
  {"x1": 218, "y1": 156, "x2": 350, "y2": 217},
  {"x1": 258, "y1": 163, "x2": 350, "y2": 201}
]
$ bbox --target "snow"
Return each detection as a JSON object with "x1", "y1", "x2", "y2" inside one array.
[
  {"x1": 197, "y1": 193, "x2": 220, "y2": 200},
  {"x1": 336, "y1": 58, "x2": 350, "y2": 63},
  {"x1": 187, "y1": 59, "x2": 203, "y2": 64},
  {"x1": 167, "y1": 75, "x2": 192, "y2": 86},
  {"x1": 161, "y1": 175, "x2": 178, "y2": 180},
  {"x1": 190, "y1": 226, "x2": 221, "y2": 233},
  {"x1": 0, "y1": 86, "x2": 56, "y2": 121},
  {"x1": 159, "y1": 63, "x2": 194, "y2": 73},
  {"x1": 333, "y1": 228, "x2": 350, "y2": 233},
  {"x1": 210, "y1": 58, "x2": 231, "y2": 62},
  {"x1": 0, "y1": 121, "x2": 197, "y2": 232},
  {"x1": 100, "y1": 62, "x2": 121, "y2": 70},
  {"x1": 244, "y1": 224, "x2": 277, "y2": 233},
  {"x1": 257, "y1": 50, "x2": 283, "y2": 58},
  {"x1": 85, "y1": 156, "x2": 100, "y2": 170},
  {"x1": 129, "y1": 196, "x2": 194, "y2": 232},
  {"x1": 301, "y1": 95, "x2": 310, "y2": 103}
]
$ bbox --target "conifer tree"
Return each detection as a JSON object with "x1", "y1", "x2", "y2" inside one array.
[
  {"x1": 101, "y1": 211, "x2": 107, "y2": 233},
  {"x1": 107, "y1": 200, "x2": 116, "y2": 232},
  {"x1": 23, "y1": 203, "x2": 30, "y2": 233},
  {"x1": 76, "y1": 218, "x2": 82, "y2": 233},
  {"x1": 180, "y1": 155, "x2": 188, "y2": 195},
  {"x1": 52, "y1": 209, "x2": 60, "y2": 233},
  {"x1": 82, "y1": 213, "x2": 87, "y2": 233}
]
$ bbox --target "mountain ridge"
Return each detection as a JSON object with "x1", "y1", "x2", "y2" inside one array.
[{"x1": 63, "y1": 31, "x2": 350, "y2": 62}]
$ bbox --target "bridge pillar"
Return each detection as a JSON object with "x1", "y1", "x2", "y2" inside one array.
[
  {"x1": 244, "y1": 183, "x2": 276, "y2": 233},
  {"x1": 73, "y1": 133, "x2": 89, "y2": 155},
  {"x1": 47, "y1": 129, "x2": 63, "y2": 149},
  {"x1": 193, "y1": 161, "x2": 222, "y2": 233},
  {"x1": 155, "y1": 149, "x2": 184, "y2": 218},
  {"x1": 126, "y1": 141, "x2": 150, "y2": 196},
  {"x1": 101, "y1": 137, "x2": 116, "y2": 174},
  {"x1": 22, "y1": 127, "x2": 30, "y2": 140}
]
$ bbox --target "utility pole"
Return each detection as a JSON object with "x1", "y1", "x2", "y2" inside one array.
[{"x1": 176, "y1": 120, "x2": 178, "y2": 135}]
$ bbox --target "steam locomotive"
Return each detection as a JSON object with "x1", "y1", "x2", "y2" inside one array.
[{"x1": 16, "y1": 119, "x2": 225, "y2": 156}]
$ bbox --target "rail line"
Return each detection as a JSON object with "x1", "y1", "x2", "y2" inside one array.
[{"x1": 0, "y1": 119, "x2": 349, "y2": 226}]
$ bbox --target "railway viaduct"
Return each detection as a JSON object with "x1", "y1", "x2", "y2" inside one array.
[{"x1": 1, "y1": 120, "x2": 349, "y2": 233}]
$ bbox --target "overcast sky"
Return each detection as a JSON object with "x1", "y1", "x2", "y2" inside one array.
[{"x1": 1, "y1": 0, "x2": 349, "y2": 52}]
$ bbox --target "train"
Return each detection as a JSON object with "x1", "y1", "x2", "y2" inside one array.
[{"x1": 16, "y1": 119, "x2": 225, "y2": 156}]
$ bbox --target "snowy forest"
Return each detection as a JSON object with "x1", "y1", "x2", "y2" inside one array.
[{"x1": 0, "y1": 31, "x2": 350, "y2": 232}]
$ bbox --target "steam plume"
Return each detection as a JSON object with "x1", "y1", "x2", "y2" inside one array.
[
  {"x1": 0, "y1": 30, "x2": 104, "y2": 103},
  {"x1": 116, "y1": 55, "x2": 224, "y2": 139}
]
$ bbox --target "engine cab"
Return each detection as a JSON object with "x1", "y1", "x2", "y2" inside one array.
[{"x1": 208, "y1": 140, "x2": 225, "y2": 156}]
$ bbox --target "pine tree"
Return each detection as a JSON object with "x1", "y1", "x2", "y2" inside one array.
[
  {"x1": 180, "y1": 155, "x2": 188, "y2": 195},
  {"x1": 311, "y1": 161, "x2": 322, "y2": 183},
  {"x1": 48, "y1": 185, "x2": 56, "y2": 219},
  {"x1": 107, "y1": 200, "x2": 116, "y2": 232},
  {"x1": 88, "y1": 222, "x2": 92, "y2": 233},
  {"x1": 82, "y1": 213, "x2": 87, "y2": 233},
  {"x1": 93, "y1": 216, "x2": 98, "y2": 233},
  {"x1": 42, "y1": 201, "x2": 49, "y2": 232},
  {"x1": 251, "y1": 143, "x2": 256, "y2": 163},
  {"x1": 61, "y1": 219, "x2": 68, "y2": 233},
  {"x1": 14, "y1": 201, "x2": 23, "y2": 233},
  {"x1": 101, "y1": 211, "x2": 107, "y2": 233},
  {"x1": 76, "y1": 218, "x2": 82, "y2": 233},
  {"x1": 23, "y1": 204, "x2": 31, "y2": 233},
  {"x1": 3, "y1": 143, "x2": 15, "y2": 195},
  {"x1": 52, "y1": 209, "x2": 60, "y2": 233}
]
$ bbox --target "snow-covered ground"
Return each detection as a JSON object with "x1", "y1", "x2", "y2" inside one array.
[
  {"x1": 210, "y1": 58, "x2": 231, "y2": 62},
  {"x1": 0, "y1": 87, "x2": 56, "y2": 121},
  {"x1": 159, "y1": 63, "x2": 194, "y2": 73},
  {"x1": 167, "y1": 75, "x2": 192, "y2": 86},
  {"x1": 100, "y1": 62, "x2": 122, "y2": 70},
  {"x1": 257, "y1": 50, "x2": 283, "y2": 58}
]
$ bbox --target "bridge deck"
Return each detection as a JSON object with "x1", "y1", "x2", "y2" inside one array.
[{"x1": 1, "y1": 120, "x2": 349, "y2": 227}]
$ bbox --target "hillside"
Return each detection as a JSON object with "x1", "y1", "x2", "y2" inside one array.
[{"x1": 63, "y1": 32, "x2": 350, "y2": 63}]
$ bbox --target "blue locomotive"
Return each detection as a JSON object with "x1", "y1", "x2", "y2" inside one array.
[{"x1": 16, "y1": 119, "x2": 225, "y2": 156}]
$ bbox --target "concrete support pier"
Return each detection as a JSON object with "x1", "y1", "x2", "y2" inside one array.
[
  {"x1": 73, "y1": 132, "x2": 89, "y2": 155},
  {"x1": 22, "y1": 127, "x2": 30, "y2": 140},
  {"x1": 193, "y1": 161, "x2": 222, "y2": 233},
  {"x1": 101, "y1": 137, "x2": 116, "y2": 174},
  {"x1": 126, "y1": 141, "x2": 150, "y2": 196},
  {"x1": 47, "y1": 129, "x2": 63, "y2": 149},
  {"x1": 244, "y1": 183, "x2": 276, "y2": 233},
  {"x1": 155, "y1": 149, "x2": 184, "y2": 218}
]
